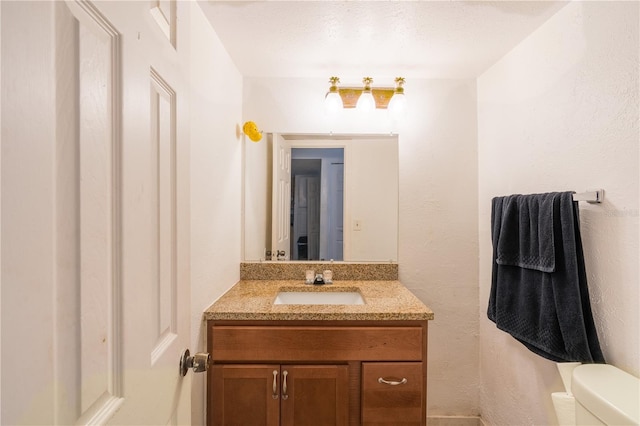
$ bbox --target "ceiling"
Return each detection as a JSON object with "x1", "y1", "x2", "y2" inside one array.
[{"x1": 198, "y1": 1, "x2": 569, "y2": 83}]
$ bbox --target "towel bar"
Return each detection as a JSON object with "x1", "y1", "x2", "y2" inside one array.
[{"x1": 572, "y1": 189, "x2": 604, "y2": 204}]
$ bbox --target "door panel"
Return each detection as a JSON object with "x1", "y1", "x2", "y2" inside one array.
[
  {"x1": 149, "y1": 67, "x2": 179, "y2": 364},
  {"x1": 281, "y1": 365, "x2": 349, "y2": 426},
  {"x1": 77, "y1": 14, "x2": 122, "y2": 420},
  {"x1": 330, "y1": 163, "x2": 344, "y2": 261},
  {"x1": 150, "y1": 0, "x2": 176, "y2": 47},
  {"x1": 57, "y1": 2, "x2": 125, "y2": 423},
  {"x1": 272, "y1": 133, "x2": 291, "y2": 259},
  {"x1": 211, "y1": 365, "x2": 280, "y2": 426},
  {"x1": 307, "y1": 177, "x2": 320, "y2": 260}
]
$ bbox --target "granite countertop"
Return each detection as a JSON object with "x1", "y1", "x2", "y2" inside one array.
[{"x1": 203, "y1": 280, "x2": 434, "y2": 321}]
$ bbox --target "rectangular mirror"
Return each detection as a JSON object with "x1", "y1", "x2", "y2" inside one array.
[{"x1": 243, "y1": 133, "x2": 398, "y2": 262}]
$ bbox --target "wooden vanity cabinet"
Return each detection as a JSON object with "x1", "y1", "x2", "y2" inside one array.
[
  {"x1": 207, "y1": 320, "x2": 428, "y2": 426},
  {"x1": 211, "y1": 364, "x2": 349, "y2": 426}
]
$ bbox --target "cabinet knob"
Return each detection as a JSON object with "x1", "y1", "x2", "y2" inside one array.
[
  {"x1": 378, "y1": 377, "x2": 408, "y2": 386},
  {"x1": 179, "y1": 349, "x2": 211, "y2": 376}
]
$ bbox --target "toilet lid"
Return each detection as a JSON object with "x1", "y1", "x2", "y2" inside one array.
[{"x1": 572, "y1": 364, "x2": 640, "y2": 426}]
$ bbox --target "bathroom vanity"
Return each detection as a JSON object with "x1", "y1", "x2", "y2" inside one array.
[{"x1": 204, "y1": 279, "x2": 434, "y2": 426}]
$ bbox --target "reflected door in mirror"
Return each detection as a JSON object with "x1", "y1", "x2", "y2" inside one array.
[
  {"x1": 272, "y1": 134, "x2": 291, "y2": 260},
  {"x1": 290, "y1": 150, "x2": 344, "y2": 261}
]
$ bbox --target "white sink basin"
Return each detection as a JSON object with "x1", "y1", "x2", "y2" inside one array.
[{"x1": 274, "y1": 291, "x2": 365, "y2": 305}]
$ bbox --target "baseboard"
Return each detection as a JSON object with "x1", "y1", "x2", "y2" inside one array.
[{"x1": 427, "y1": 416, "x2": 484, "y2": 426}]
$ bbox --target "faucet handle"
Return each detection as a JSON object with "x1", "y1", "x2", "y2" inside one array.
[{"x1": 305, "y1": 270, "x2": 315, "y2": 284}]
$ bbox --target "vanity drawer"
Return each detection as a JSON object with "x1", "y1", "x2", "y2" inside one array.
[
  {"x1": 210, "y1": 325, "x2": 423, "y2": 362},
  {"x1": 361, "y1": 362, "x2": 424, "y2": 425}
]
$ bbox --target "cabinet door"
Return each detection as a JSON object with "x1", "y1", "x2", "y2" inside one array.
[
  {"x1": 281, "y1": 365, "x2": 349, "y2": 426},
  {"x1": 210, "y1": 364, "x2": 280, "y2": 426},
  {"x1": 362, "y1": 362, "x2": 424, "y2": 425}
]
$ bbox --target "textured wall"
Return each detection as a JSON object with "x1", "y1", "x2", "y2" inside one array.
[
  {"x1": 189, "y1": 4, "x2": 243, "y2": 424},
  {"x1": 398, "y1": 80, "x2": 479, "y2": 417},
  {"x1": 243, "y1": 77, "x2": 480, "y2": 417},
  {"x1": 477, "y1": 2, "x2": 639, "y2": 425}
]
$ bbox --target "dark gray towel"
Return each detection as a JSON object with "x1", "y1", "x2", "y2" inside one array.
[
  {"x1": 496, "y1": 193, "x2": 556, "y2": 273},
  {"x1": 488, "y1": 191, "x2": 605, "y2": 363}
]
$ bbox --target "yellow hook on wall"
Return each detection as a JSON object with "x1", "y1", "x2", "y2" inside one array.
[{"x1": 242, "y1": 121, "x2": 262, "y2": 142}]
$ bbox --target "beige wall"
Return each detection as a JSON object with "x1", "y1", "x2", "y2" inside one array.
[
  {"x1": 189, "y1": 3, "x2": 243, "y2": 424},
  {"x1": 477, "y1": 2, "x2": 639, "y2": 425},
  {"x1": 243, "y1": 77, "x2": 480, "y2": 418}
]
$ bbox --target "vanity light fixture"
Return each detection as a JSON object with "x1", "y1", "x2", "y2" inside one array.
[
  {"x1": 387, "y1": 77, "x2": 406, "y2": 119},
  {"x1": 356, "y1": 77, "x2": 375, "y2": 112},
  {"x1": 324, "y1": 76, "x2": 343, "y2": 114},
  {"x1": 323, "y1": 76, "x2": 407, "y2": 114}
]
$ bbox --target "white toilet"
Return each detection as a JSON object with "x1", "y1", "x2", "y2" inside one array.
[{"x1": 571, "y1": 364, "x2": 640, "y2": 425}]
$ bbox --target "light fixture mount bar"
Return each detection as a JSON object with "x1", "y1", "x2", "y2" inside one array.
[{"x1": 338, "y1": 87, "x2": 395, "y2": 109}]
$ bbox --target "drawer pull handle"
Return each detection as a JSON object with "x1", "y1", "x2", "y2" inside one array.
[
  {"x1": 378, "y1": 377, "x2": 408, "y2": 386},
  {"x1": 272, "y1": 370, "x2": 279, "y2": 399},
  {"x1": 282, "y1": 370, "x2": 289, "y2": 400}
]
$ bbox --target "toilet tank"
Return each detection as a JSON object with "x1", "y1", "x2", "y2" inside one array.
[{"x1": 572, "y1": 364, "x2": 640, "y2": 426}]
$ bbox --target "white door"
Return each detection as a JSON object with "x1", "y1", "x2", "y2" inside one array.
[
  {"x1": 291, "y1": 175, "x2": 320, "y2": 260},
  {"x1": 328, "y1": 163, "x2": 344, "y2": 261},
  {"x1": 292, "y1": 175, "x2": 309, "y2": 260},
  {"x1": 306, "y1": 177, "x2": 321, "y2": 260},
  {"x1": 1, "y1": 1, "x2": 192, "y2": 424},
  {"x1": 272, "y1": 133, "x2": 291, "y2": 260}
]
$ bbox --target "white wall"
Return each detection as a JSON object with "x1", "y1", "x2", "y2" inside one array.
[
  {"x1": 244, "y1": 133, "x2": 271, "y2": 260},
  {"x1": 243, "y1": 77, "x2": 480, "y2": 418},
  {"x1": 399, "y1": 79, "x2": 479, "y2": 419},
  {"x1": 189, "y1": 3, "x2": 243, "y2": 424},
  {"x1": 347, "y1": 138, "x2": 398, "y2": 261},
  {"x1": 477, "y1": 2, "x2": 639, "y2": 425}
]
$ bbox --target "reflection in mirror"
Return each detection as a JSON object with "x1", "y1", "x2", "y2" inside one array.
[
  {"x1": 243, "y1": 133, "x2": 398, "y2": 262},
  {"x1": 291, "y1": 148, "x2": 344, "y2": 261}
]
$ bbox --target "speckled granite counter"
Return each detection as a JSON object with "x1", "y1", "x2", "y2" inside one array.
[
  {"x1": 203, "y1": 280, "x2": 434, "y2": 321},
  {"x1": 240, "y1": 261, "x2": 398, "y2": 281}
]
